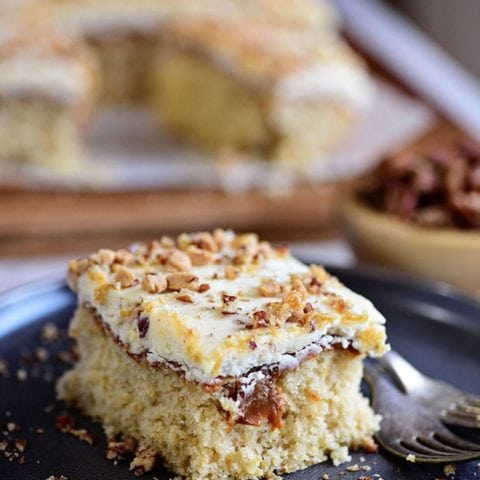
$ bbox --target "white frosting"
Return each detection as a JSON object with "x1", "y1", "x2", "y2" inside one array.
[
  {"x1": 0, "y1": 57, "x2": 89, "y2": 103},
  {"x1": 75, "y1": 235, "x2": 387, "y2": 384},
  {"x1": 276, "y1": 63, "x2": 373, "y2": 109}
]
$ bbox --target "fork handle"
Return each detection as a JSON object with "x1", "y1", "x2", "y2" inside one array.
[{"x1": 377, "y1": 350, "x2": 426, "y2": 394}]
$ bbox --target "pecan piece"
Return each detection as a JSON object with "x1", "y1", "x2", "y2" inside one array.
[
  {"x1": 114, "y1": 267, "x2": 136, "y2": 288},
  {"x1": 224, "y1": 265, "x2": 240, "y2": 280},
  {"x1": 258, "y1": 278, "x2": 281, "y2": 297},
  {"x1": 249, "y1": 310, "x2": 270, "y2": 328},
  {"x1": 166, "y1": 272, "x2": 199, "y2": 291},
  {"x1": 141, "y1": 273, "x2": 167, "y2": 294},
  {"x1": 166, "y1": 250, "x2": 192, "y2": 272},
  {"x1": 186, "y1": 245, "x2": 213, "y2": 266}
]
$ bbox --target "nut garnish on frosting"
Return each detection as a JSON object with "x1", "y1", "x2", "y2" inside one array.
[{"x1": 68, "y1": 229, "x2": 388, "y2": 384}]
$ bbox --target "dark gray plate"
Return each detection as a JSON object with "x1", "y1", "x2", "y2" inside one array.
[{"x1": 0, "y1": 264, "x2": 479, "y2": 480}]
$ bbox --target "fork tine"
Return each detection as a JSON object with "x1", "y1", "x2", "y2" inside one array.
[
  {"x1": 458, "y1": 402, "x2": 480, "y2": 414},
  {"x1": 434, "y1": 431, "x2": 480, "y2": 451},
  {"x1": 417, "y1": 435, "x2": 467, "y2": 454},
  {"x1": 463, "y1": 396, "x2": 480, "y2": 408},
  {"x1": 388, "y1": 440, "x2": 442, "y2": 460},
  {"x1": 442, "y1": 411, "x2": 480, "y2": 429},
  {"x1": 386, "y1": 440, "x2": 469, "y2": 463},
  {"x1": 401, "y1": 438, "x2": 457, "y2": 456}
]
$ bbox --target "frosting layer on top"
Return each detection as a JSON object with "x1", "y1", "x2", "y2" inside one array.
[{"x1": 68, "y1": 230, "x2": 388, "y2": 384}]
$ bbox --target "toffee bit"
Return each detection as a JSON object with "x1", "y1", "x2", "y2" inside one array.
[
  {"x1": 198, "y1": 283, "x2": 210, "y2": 293},
  {"x1": 137, "y1": 316, "x2": 150, "y2": 339}
]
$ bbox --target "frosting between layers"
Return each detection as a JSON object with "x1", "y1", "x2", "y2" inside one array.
[{"x1": 69, "y1": 231, "x2": 388, "y2": 384}]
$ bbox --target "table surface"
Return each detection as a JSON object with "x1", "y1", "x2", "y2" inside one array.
[{"x1": 0, "y1": 239, "x2": 354, "y2": 294}]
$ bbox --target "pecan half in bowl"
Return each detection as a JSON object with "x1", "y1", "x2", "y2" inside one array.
[{"x1": 343, "y1": 137, "x2": 480, "y2": 296}]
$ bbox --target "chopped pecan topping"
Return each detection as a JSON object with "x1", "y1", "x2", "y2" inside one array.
[
  {"x1": 222, "y1": 294, "x2": 237, "y2": 303},
  {"x1": 67, "y1": 258, "x2": 91, "y2": 290},
  {"x1": 249, "y1": 310, "x2": 270, "y2": 328},
  {"x1": 213, "y1": 228, "x2": 227, "y2": 249},
  {"x1": 114, "y1": 267, "x2": 136, "y2": 288},
  {"x1": 166, "y1": 249, "x2": 192, "y2": 272},
  {"x1": 178, "y1": 231, "x2": 218, "y2": 252},
  {"x1": 221, "y1": 294, "x2": 238, "y2": 314},
  {"x1": 92, "y1": 248, "x2": 116, "y2": 265},
  {"x1": 224, "y1": 265, "x2": 240, "y2": 280},
  {"x1": 160, "y1": 235, "x2": 175, "y2": 248},
  {"x1": 198, "y1": 283, "x2": 210, "y2": 293},
  {"x1": 141, "y1": 273, "x2": 167, "y2": 294},
  {"x1": 114, "y1": 249, "x2": 134, "y2": 266},
  {"x1": 258, "y1": 278, "x2": 281, "y2": 297},
  {"x1": 130, "y1": 445, "x2": 158, "y2": 475},
  {"x1": 56, "y1": 414, "x2": 94, "y2": 445},
  {"x1": 166, "y1": 272, "x2": 199, "y2": 291},
  {"x1": 186, "y1": 245, "x2": 213, "y2": 266},
  {"x1": 176, "y1": 293, "x2": 194, "y2": 303},
  {"x1": 231, "y1": 233, "x2": 258, "y2": 250},
  {"x1": 106, "y1": 436, "x2": 136, "y2": 461}
]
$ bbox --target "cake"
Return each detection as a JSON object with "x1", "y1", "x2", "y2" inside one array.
[
  {"x1": 2, "y1": 0, "x2": 370, "y2": 171},
  {"x1": 58, "y1": 229, "x2": 388, "y2": 479},
  {"x1": 0, "y1": 12, "x2": 97, "y2": 170},
  {"x1": 152, "y1": 19, "x2": 371, "y2": 163},
  {"x1": 30, "y1": 0, "x2": 338, "y2": 105}
]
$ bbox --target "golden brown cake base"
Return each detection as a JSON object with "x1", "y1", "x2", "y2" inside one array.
[{"x1": 58, "y1": 307, "x2": 379, "y2": 480}]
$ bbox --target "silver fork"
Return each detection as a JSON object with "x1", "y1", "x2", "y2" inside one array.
[
  {"x1": 379, "y1": 350, "x2": 480, "y2": 429},
  {"x1": 364, "y1": 361, "x2": 480, "y2": 463}
]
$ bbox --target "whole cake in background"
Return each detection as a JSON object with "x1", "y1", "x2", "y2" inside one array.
[
  {"x1": 59, "y1": 229, "x2": 388, "y2": 479},
  {"x1": 1, "y1": 0, "x2": 372, "y2": 171}
]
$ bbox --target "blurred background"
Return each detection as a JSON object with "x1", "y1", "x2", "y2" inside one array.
[
  {"x1": 0, "y1": 0, "x2": 479, "y2": 295},
  {"x1": 389, "y1": 0, "x2": 480, "y2": 79}
]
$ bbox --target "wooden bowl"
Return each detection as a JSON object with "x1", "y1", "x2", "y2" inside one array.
[{"x1": 342, "y1": 196, "x2": 480, "y2": 296}]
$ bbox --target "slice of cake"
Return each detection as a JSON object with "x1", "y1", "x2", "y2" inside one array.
[
  {"x1": 32, "y1": 0, "x2": 336, "y2": 105},
  {"x1": 58, "y1": 229, "x2": 388, "y2": 479},
  {"x1": 0, "y1": 14, "x2": 97, "y2": 170},
  {"x1": 152, "y1": 19, "x2": 372, "y2": 164}
]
